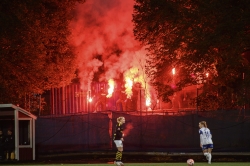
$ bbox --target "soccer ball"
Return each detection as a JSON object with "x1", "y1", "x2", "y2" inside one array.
[{"x1": 187, "y1": 159, "x2": 194, "y2": 165}]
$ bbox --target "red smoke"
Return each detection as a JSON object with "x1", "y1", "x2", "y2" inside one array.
[
  {"x1": 123, "y1": 122, "x2": 134, "y2": 137},
  {"x1": 70, "y1": 0, "x2": 147, "y2": 91}
]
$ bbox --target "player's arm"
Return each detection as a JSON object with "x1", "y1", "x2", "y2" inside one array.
[
  {"x1": 113, "y1": 125, "x2": 117, "y2": 140},
  {"x1": 119, "y1": 125, "x2": 124, "y2": 141},
  {"x1": 199, "y1": 130, "x2": 203, "y2": 148}
]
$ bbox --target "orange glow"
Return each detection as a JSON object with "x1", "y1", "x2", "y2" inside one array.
[
  {"x1": 106, "y1": 79, "x2": 115, "y2": 98},
  {"x1": 88, "y1": 97, "x2": 93, "y2": 102}
]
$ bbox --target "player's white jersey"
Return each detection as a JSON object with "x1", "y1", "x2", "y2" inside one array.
[{"x1": 199, "y1": 127, "x2": 213, "y2": 145}]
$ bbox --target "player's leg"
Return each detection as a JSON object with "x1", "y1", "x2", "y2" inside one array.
[
  {"x1": 0, "y1": 146, "x2": 4, "y2": 160},
  {"x1": 202, "y1": 145, "x2": 209, "y2": 160},
  {"x1": 117, "y1": 147, "x2": 124, "y2": 166},
  {"x1": 207, "y1": 146, "x2": 213, "y2": 164},
  {"x1": 115, "y1": 147, "x2": 123, "y2": 166},
  {"x1": 6, "y1": 148, "x2": 11, "y2": 160},
  {"x1": 203, "y1": 150, "x2": 209, "y2": 160},
  {"x1": 114, "y1": 140, "x2": 124, "y2": 166}
]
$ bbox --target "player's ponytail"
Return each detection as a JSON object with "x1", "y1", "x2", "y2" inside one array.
[{"x1": 200, "y1": 121, "x2": 207, "y2": 128}]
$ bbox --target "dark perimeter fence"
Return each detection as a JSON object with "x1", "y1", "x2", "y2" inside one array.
[{"x1": 35, "y1": 110, "x2": 250, "y2": 154}]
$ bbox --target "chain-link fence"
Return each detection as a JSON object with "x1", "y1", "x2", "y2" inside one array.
[{"x1": 36, "y1": 110, "x2": 250, "y2": 154}]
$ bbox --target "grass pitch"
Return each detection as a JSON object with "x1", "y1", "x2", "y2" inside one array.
[{"x1": 2, "y1": 163, "x2": 249, "y2": 166}]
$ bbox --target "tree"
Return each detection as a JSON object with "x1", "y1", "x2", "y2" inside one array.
[
  {"x1": 0, "y1": 0, "x2": 85, "y2": 110},
  {"x1": 133, "y1": 0, "x2": 250, "y2": 110}
]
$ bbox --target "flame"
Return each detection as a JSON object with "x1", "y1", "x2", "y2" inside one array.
[
  {"x1": 146, "y1": 96, "x2": 151, "y2": 107},
  {"x1": 206, "y1": 72, "x2": 209, "y2": 77},
  {"x1": 123, "y1": 66, "x2": 153, "y2": 110},
  {"x1": 124, "y1": 67, "x2": 141, "y2": 98},
  {"x1": 124, "y1": 77, "x2": 133, "y2": 98},
  {"x1": 88, "y1": 97, "x2": 93, "y2": 102},
  {"x1": 106, "y1": 79, "x2": 115, "y2": 98},
  {"x1": 172, "y1": 68, "x2": 176, "y2": 75}
]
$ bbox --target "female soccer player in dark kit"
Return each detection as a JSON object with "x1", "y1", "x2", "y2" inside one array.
[{"x1": 113, "y1": 117, "x2": 125, "y2": 166}]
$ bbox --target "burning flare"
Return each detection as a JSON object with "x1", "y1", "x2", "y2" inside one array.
[
  {"x1": 206, "y1": 72, "x2": 209, "y2": 77},
  {"x1": 123, "y1": 67, "x2": 152, "y2": 109},
  {"x1": 125, "y1": 77, "x2": 133, "y2": 98},
  {"x1": 124, "y1": 67, "x2": 139, "y2": 98},
  {"x1": 172, "y1": 68, "x2": 176, "y2": 75},
  {"x1": 88, "y1": 97, "x2": 93, "y2": 102},
  {"x1": 107, "y1": 79, "x2": 115, "y2": 98},
  {"x1": 146, "y1": 96, "x2": 151, "y2": 107}
]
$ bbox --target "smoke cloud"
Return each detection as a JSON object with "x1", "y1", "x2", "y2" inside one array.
[
  {"x1": 70, "y1": 0, "x2": 148, "y2": 90},
  {"x1": 123, "y1": 122, "x2": 134, "y2": 137}
]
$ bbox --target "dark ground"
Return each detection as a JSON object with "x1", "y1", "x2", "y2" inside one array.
[{"x1": 1, "y1": 152, "x2": 250, "y2": 165}]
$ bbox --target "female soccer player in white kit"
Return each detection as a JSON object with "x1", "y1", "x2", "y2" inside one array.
[{"x1": 199, "y1": 121, "x2": 213, "y2": 164}]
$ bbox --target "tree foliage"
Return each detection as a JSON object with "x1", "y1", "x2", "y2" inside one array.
[
  {"x1": 133, "y1": 0, "x2": 250, "y2": 110},
  {"x1": 0, "y1": 0, "x2": 85, "y2": 109}
]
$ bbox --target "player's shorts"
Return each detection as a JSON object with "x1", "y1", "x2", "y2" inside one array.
[
  {"x1": 202, "y1": 144, "x2": 213, "y2": 150},
  {"x1": 114, "y1": 140, "x2": 123, "y2": 147}
]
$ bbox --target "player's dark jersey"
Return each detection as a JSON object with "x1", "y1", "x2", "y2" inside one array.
[{"x1": 113, "y1": 122, "x2": 124, "y2": 140}]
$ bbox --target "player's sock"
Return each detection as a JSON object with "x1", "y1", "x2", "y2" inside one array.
[
  {"x1": 208, "y1": 153, "x2": 212, "y2": 163},
  {"x1": 120, "y1": 151, "x2": 123, "y2": 161},
  {"x1": 115, "y1": 151, "x2": 122, "y2": 161}
]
